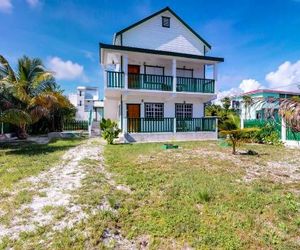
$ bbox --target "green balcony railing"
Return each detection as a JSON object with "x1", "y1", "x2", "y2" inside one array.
[
  {"x1": 127, "y1": 118, "x2": 174, "y2": 133},
  {"x1": 107, "y1": 71, "x2": 124, "y2": 88},
  {"x1": 128, "y1": 73, "x2": 173, "y2": 91},
  {"x1": 176, "y1": 117, "x2": 216, "y2": 132},
  {"x1": 176, "y1": 77, "x2": 215, "y2": 93}
]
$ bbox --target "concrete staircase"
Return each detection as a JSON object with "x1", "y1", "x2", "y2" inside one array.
[{"x1": 90, "y1": 121, "x2": 101, "y2": 137}]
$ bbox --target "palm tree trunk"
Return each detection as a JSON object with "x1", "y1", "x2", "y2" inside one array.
[{"x1": 17, "y1": 124, "x2": 28, "y2": 139}]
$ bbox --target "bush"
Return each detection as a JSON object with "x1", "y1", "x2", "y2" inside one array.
[
  {"x1": 254, "y1": 123, "x2": 282, "y2": 145},
  {"x1": 100, "y1": 118, "x2": 121, "y2": 144}
]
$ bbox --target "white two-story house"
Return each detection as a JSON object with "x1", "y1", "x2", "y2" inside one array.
[{"x1": 99, "y1": 7, "x2": 224, "y2": 142}]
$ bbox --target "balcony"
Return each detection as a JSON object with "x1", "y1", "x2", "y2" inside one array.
[
  {"x1": 128, "y1": 73, "x2": 173, "y2": 91},
  {"x1": 176, "y1": 77, "x2": 214, "y2": 93},
  {"x1": 127, "y1": 117, "x2": 216, "y2": 133},
  {"x1": 106, "y1": 71, "x2": 215, "y2": 94}
]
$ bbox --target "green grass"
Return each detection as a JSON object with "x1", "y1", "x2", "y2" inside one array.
[
  {"x1": 0, "y1": 139, "x2": 83, "y2": 192},
  {"x1": 104, "y1": 141, "x2": 300, "y2": 249},
  {"x1": 1, "y1": 140, "x2": 299, "y2": 249}
]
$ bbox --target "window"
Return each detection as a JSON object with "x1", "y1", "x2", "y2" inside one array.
[
  {"x1": 144, "y1": 65, "x2": 164, "y2": 75},
  {"x1": 162, "y1": 16, "x2": 170, "y2": 28},
  {"x1": 176, "y1": 104, "x2": 193, "y2": 118},
  {"x1": 79, "y1": 100, "x2": 82, "y2": 106},
  {"x1": 79, "y1": 91, "x2": 82, "y2": 96},
  {"x1": 145, "y1": 103, "x2": 164, "y2": 118},
  {"x1": 176, "y1": 68, "x2": 193, "y2": 78}
]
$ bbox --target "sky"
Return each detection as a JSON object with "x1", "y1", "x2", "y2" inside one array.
[{"x1": 1, "y1": 0, "x2": 300, "y2": 99}]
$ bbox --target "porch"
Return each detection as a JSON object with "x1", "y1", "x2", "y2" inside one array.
[
  {"x1": 101, "y1": 44, "x2": 222, "y2": 95},
  {"x1": 123, "y1": 117, "x2": 217, "y2": 143}
]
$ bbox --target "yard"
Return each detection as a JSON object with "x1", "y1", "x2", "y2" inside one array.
[{"x1": 0, "y1": 139, "x2": 299, "y2": 249}]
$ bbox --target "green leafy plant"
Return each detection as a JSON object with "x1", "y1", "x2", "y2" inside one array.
[
  {"x1": 100, "y1": 118, "x2": 121, "y2": 144},
  {"x1": 0, "y1": 55, "x2": 74, "y2": 138},
  {"x1": 219, "y1": 114, "x2": 259, "y2": 154}
]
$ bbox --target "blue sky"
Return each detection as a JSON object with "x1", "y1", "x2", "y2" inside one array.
[{"x1": 1, "y1": 0, "x2": 300, "y2": 98}]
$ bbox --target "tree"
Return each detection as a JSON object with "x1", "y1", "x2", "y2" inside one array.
[
  {"x1": 221, "y1": 97, "x2": 231, "y2": 111},
  {"x1": 0, "y1": 55, "x2": 73, "y2": 138},
  {"x1": 242, "y1": 95, "x2": 253, "y2": 119},
  {"x1": 219, "y1": 114, "x2": 259, "y2": 154},
  {"x1": 100, "y1": 118, "x2": 121, "y2": 144}
]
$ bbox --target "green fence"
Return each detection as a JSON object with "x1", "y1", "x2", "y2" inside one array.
[
  {"x1": 63, "y1": 120, "x2": 88, "y2": 131},
  {"x1": 286, "y1": 127, "x2": 300, "y2": 141},
  {"x1": 244, "y1": 119, "x2": 281, "y2": 137}
]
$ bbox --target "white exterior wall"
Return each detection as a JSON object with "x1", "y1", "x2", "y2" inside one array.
[
  {"x1": 104, "y1": 99, "x2": 119, "y2": 121},
  {"x1": 120, "y1": 10, "x2": 206, "y2": 55}
]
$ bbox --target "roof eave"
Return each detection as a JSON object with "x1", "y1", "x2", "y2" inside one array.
[{"x1": 99, "y1": 43, "x2": 224, "y2": 62}]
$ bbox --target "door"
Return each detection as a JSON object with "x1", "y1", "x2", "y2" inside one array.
[
  {"x1": 127, "y1": 104, "x2": 140, "y2": 132},
  {"x1": 128, "y1": 65, "x2": 140, "y2": 88}
]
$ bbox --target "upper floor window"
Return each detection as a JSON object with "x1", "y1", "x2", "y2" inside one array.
[
  {"x1": 162, "y1": 16, "x2": 170, "y2": 28},
  {"x1": 79, "y1": 91, "x2": 82, "y2": 96}
]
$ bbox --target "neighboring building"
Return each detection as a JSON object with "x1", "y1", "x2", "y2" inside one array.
[
  {"x1": 233, "y1": 89, "x2": 300, "y2": 120},
  {"x1": 99, "y1": 6, "x2": 224, "y2": 142},
  {"x1": 68, "y1": 86, "x2": 104, "y2": 121}
]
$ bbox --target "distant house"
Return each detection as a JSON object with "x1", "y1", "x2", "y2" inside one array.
[
  {"x1": 99, "y1": 6, "x2": 224, "y2": 142},
  {"x1": 68, "y1": 86, "x2": 104, "y2": 121},
  {"x1": 233, "y1": 89, "x2": 300, "y2": 120}
]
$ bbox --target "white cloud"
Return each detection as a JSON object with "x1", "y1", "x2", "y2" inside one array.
[
  {"x1": 239, "y1": 79, "x2": 262, "y2": 93},
  {"x1": 0, "y1": 0, "x2": 12, "y2": 13},
  {"x1": 26, "y1": 0, "x2": 39, "y2": 8},
  {"x1": 48, "y1": 57, "x2": 84, "y2": 81},
  {"x1": 215, "y1": 78, "x2": 263, "y2": 104},
  {"x1": 265, "y1": 60, "x2": 300, "y2": 92}
]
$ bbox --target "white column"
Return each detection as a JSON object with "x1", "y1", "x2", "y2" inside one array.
[
  {"x1": 241, "y1": 118, "x2": 244, "y2": 129},
  {"x1": 103, "y1": 65, "x2": 107, "y2": 89},
  {"x1": 173, "y1": 118, "x2": 176, "y2": 133},
  {"x1": 123, "y1": 54, "x2": 128, "y2": 89},
  {"x1": 281, "y1": 117, "x2": 286, "y2": 143},
  {"x1": 172, "y1": 59, "x2": 177, "y2": 92},
  {"x1": 141, "y1": 102, "x2": 145, "y2": 118},
  {"x1": 213, "y1": 64, "x2": 218, "y2": 94},
  {"x1": 122, "y1": 100, "x2": 127, "y2": 133}
]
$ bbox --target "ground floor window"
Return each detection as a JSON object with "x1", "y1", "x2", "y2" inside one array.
[
  {"x1": 175, "y1": 103, "x2": 193, "y2": 118},
  {"x1": 144, "y1": 103, "x2": 164, "y2": 118}
]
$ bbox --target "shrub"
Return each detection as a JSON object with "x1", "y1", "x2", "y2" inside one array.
[
  {"x1": 254, "y1": 123, "x2": 282, "y2": 145},
  {"x1": 100, "y1": 118, "x2": 121, "y2": 144}
]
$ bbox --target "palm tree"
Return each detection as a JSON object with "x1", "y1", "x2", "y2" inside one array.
[
  {"x1": 0, "y1": 55, "x2": 71, "y2": 139},
  {"x1": 219, "y1": 114, "x2": 259, "y2": 154},
  {"x1": 221, "y1": 97, "x2": 231, "y2": 111},
  {"x1": 242, "y1": 95, "x2": 253, "y2": 120}
]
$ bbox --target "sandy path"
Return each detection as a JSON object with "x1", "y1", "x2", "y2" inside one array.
[{"x1": 0, "y1": 138, "x2": 101, "y2": 240}]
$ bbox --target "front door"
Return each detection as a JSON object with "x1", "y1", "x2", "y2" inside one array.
[
  {"x1": 128, "y1": 65, "x2": 140, "y2": 88},
  {"x1": 127, "y1": 104, "x2": 140, "y2": 132}
]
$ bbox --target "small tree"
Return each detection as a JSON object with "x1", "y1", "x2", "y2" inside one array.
[
  {"x1": 100, "y1": 118, "x2": 121, "y2": 144},
  {"x1": 219, "y1": 114, "x2": 259, "y2": 154}
]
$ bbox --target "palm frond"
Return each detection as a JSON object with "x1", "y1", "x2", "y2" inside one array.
[{"x1": 0, "y1": 109, "x2": 31, "y2": 125}]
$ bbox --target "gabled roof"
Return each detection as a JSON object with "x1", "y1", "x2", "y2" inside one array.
[{"x1": 115, "y1": 6, "x2": 211, "y2": 49}]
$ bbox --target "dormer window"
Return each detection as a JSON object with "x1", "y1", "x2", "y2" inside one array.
[{"x1": 162, "y1": 16, "x2": 170, "y2": 28}]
